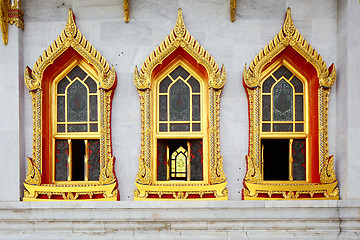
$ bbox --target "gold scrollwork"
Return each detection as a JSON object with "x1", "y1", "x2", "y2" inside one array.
[{"x1": 23, "y1": 9, "x2": 118, "y2": 201}]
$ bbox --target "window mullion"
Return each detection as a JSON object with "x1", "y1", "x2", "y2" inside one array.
[
  {"x1": 84, "y1": 139, "x2": 89, "y2": 181},
  {"x1": 67, "y1": 139, "x2": 72, "y2": 181}
]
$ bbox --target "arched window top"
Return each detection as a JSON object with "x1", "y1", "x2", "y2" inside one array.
[{"x1": 23, "y1": 9, "x2": 118, "y2": 201}]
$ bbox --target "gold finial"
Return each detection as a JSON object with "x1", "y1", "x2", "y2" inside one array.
[
  {"x1": 283, "y1": 7, "x2": 295, "y2": 36},
  {"x1": 230, "y1": 0, "x2": 236, "y2": 22},
  {"x1": 0, "y1": 0, "x2": 9, "y2": 45},
  {"x1": 123, "y1": 0, "x2": 129, "y2": 23},
  {"x1": 174, "y1": 8, "x2": 186, "y2": 38},
  {"x1": 65, "y1": 9, "x2": 77, "y2": 38}
]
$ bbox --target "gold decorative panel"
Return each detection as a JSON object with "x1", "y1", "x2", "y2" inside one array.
[
  {"x1": 23, "y1": 9, "x2": 118, "y2": 201},
  {"x1": 242, "y1": 8, "x2": 338, "y2": 200},
  {"x1": 133, "y1": 9, "x2": 227, "y2": 200}
]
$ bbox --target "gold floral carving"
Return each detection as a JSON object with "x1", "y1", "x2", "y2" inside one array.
[
  {"x1": 243, "y1": 8, "x2": 338, "y2": 200},
  {"x1": 23, "y1": 9, "x2": 118, "y2": 201},
  {"x1": 0, "y1": 0, "x2": 23, "y2": 45},
  {"x1": 134, "y1": 9, "x2": 227, "y2": 200}
]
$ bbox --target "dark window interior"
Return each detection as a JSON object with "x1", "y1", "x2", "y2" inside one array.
[
  {"x1": 72, "y1": 139, "x2": 85, "y2": 181},
  {"x1": 263, "y1": 139, "x2": 289, "y2": 180}
]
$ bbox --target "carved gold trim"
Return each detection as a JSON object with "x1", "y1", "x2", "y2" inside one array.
[
  {"x1": 0, "y1": 0, "x2": 23, "y2": 45},
  {"x1": 134, "y1": 9, "x2": 227, "y2": 200},
  {"x1": 242, "y1": 8, "x2": 338, "y2": 200},
  {"x1": 123, "y1": 0, "x2": 129, "y2": 23},
  {"x1": 230, "y1": 0, "x2": 236, "y2": 22},
  {"x1": 23, "y1": 9, "x2": 118, "y2": 201}
]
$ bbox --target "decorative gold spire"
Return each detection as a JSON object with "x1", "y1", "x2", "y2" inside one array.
[
  {"x1": 123, "y1": 0, "x2": 129, "y2": 23},
  {"x1": 0, "y1": 0, "x2": 8, "y2": 45},
  {"x1": 174, "y1": 9, "x2": 186, "y2": 38},
  {"x1": 230, "y1": 0, "x2": 236, "y2": 22},
  {"x1": 0, "y1": 0, "x2": 23, "y2": 45}
]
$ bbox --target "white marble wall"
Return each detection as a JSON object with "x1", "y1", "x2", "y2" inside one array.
[{"x1": 16, "y1": 0, "x2": 342, "y2": 201}]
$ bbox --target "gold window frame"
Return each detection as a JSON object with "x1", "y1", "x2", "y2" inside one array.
[
  {"x1": 242, "y1": 8, "x2": 338, "y2": 200},
  {"x1": 23, "y1": 9, "x2": 118, "y2": 201},
  {"x1": 133, "y1": 9, "x2": 227, "y2": 200}
]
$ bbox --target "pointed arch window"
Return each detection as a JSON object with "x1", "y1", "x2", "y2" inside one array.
[
  {"x1": 134, "y1": 9, "x2": 227, "y2": 200},
  {"x1": 242, "y1": 8, "x2": 338, "y2": 200},
  {"x1": 23, "y1": 10, "x2": 118, "y2": 201}
]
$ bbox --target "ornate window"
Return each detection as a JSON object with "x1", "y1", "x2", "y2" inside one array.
[
  {"x1": 23, "y1": 9, "x2": 118, "y2": 201},
  {"x1": 242, "y1": 8, "x2": 338, "y2": 200},
  {"x1": 134, "y1": 9, "x2": 227, "y2": 200}
]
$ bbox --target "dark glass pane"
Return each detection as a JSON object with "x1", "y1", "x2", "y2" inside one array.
[
  {"x1": 72, "y1": 139, "x2": 85, "y2": 181},
  {"x1": 192, "y1": 95, "x2": 201, "y2": 121},
  {"x1": 67, "y1": 65, "x2": 87, "y2": 80},
  {"x1": 90, "y1": 123, "x2": 98, "y2": 132},
  {"x1": 262, "y1": 76, "x2": 276, "y2": 93},
  {"x1": 88, "y1": 140, "x2": 100, "y2": 181},
  {"x1": 159, "y1": 95, "x2": 167, "y2": 121},
  {"x1": 159, "y1": 77, "x2": 172, "y2": 93},
  {"x1": 262, "y1": 95, "x2": 271, "y2": 121},
  {"x1": 295, "y1": 95, "x2": 304, "y2": 121},
  {"x1": 273, "y1": 123, "x2": 293, "y2": 132},
  {"x1": 188, "y1": 76, "x2": 200, "y2": 93},
  {"x1": 157, "y1": 140, "x2": 167, "y2": 181},
  {"x1": 85, "y1": 77, "x2": 97, "y2": 93},
  {"x1": 263, "y1": 139, "x2": 289, "y2": 180},
  {"x1": 169, "y1": 65, "x2": 190, "y2": 80},
  {"x1": 170, "y1": 80, "x2": 190, "y2": 121},
  {"x1": 159, "y1": 123, "x2": 167, "y2": 132},
  {"x1": 67, "y1": 80, "x2": 88, "y2": 122},
  {"x1": 273, "y1": 80, "x2": 293, "y2": 121},
  {"x1": 55, "y1": 139, "x2": 69, "y2": 181},
  {"x1": 273, "y1": 65, "x2": 293, "y2": 80},
  {"x1": 295, "y1": 123, "x2": 304, "y2": 132},
  {"x1": 68, "y1": 124, "x2": 88, "y2": 132},
  {"x1": 57, "y1": 96, "x2": 65, "y2": 122},
  {"x1": 57, "y1": 77, "x2": 70, "y2": 94},
  {"x1": 190, "y1": 139, "x2": 203, "y2": 181},
  {"x1": 292, "y1": 139, "x2": 306, "y2": 181},
  {"x1": 90, "y1": 95, "x2": 98, "y2": 121},
  {"x1": 170, "y1": 123, "x2": 190, "y2": 132},
  {"x1": 262, "y1": 123, "x2": 271, "y2": 132},
  {"x1": 192, "y1": 123, "x2": 201, "y2": 131},
  {"x1": 291, "y1": 76, "x2": 303, "y2": 93},
  {"x1": 57, "y1": 124, "x2": 65, "y2": 132}
]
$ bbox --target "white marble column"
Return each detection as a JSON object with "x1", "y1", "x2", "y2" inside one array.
[
  {"x1": 0, "y1": 25, "x2": 23, "y2": 201},
  {"x1": 336, "y1": 0, "x2": 360, "y2": 200}
]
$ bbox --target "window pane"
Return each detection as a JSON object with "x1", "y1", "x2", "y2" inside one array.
[
  {"x1": 85, "y1": 77, "x2": 97, "y2": 93},
  {"x1": 57, "y1": 124, "x2": 65, "y2": 132},
  {"x1": 159, "y1": 123, "x2": 167, "y2": 132},
  {"x1": 90, "y1": 123, "x2": 98, "y2": 132},
  {"x1": 157, "y1": 140, "x2": 167, "y2": 181},
  {"x1": 192, "y1": 95, "x2": 201, "y2": 121},
  {"x1": 55, "y1": 139, "x2": 69, "y2": 181},
  {"x1": 295, "y1": 123, "x2": 304, "y2": 132},
  {"x1": 170, "y1": 123, "x2": 190, "y2": 132},
  {"x1": 273, "y1": 123, "x2": 293, "y2": 132},
  {"x1": 171, "y1": 146, "x2": 187, "y2": 179},
  {"x1": 67, "y1": 124, "x2": 88, "y2": 132},
  {"x1": 67, "y1": 65, "x2": 87, "y2": 80},
  {"x1": 169, "y1": 80, "x2": 190, "y2": 121},
  {"x1": 57, "y1": 77, "x2": 70, "y2": 94},
  {"x1": 292, "y1": 139, "x2": 306, "y2": 181},
  {"x1": 159, "y1": 95, "x2": 167, "y2": 121},
  {"x1": 188, "y1": 76, "x2": 200, "y2": 93},
  {"x1": 295, "y1": 95, "x2": 304, "y2": 121},
  {"x1": 190, "y1": 139, "x2": 203, "y2": 181},
  {"x1": 273, "y1": 65, "x2": 293, "y2": 80},
  {"x1": 192, "y1": 123, "x2": 201, "y2": 131},
  {"x1": 291, "y1": 76, "x2": 303, "y2": 93},
  {"x1": 90, "y1": 95, "x2": 98, "y2": 121},
  {"x1": 159, "y1": 77, "x2": 172, "y2": 93},
  {"x1": 88, "y1": 140, "x2": 100, "y2": 181},
  {"x1": 57, "y1": 96, "x2": 65, "y2": 122},
  {"x1": 71, "y1": 139, "x2": 85, "y2": 181},
  {"x1": 262, "y1": 76, "x2": 276, "y2": 93},
  {"x1": 273, "y1": 80, "x2": 293, "y2": 121},
  {"x1": 262, "y1": 139, "x2": 289, "y2": 180},
  {"x1": 67, "y1": 80, "x2": 88, "y2": 122},
  {"x1": 262, "y1": 123, "x2": 271, "y2": 132},
  {"x1": 170, "y1": 65, "x2": 190, "y2": 80},
  {"x1": 262, "y1": 95, "x2": 271, "y2": 121}
]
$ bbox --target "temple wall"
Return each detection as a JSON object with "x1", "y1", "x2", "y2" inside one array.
[{"x1": 20, "y1": 0, "x2": 340, "y2": 201}]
